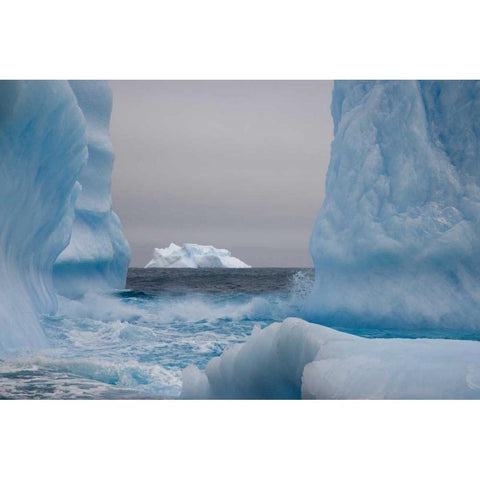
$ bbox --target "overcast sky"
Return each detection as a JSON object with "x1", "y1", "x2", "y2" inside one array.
[{"x1": 110, "y1": 81, "x2": 333, "y2": 267}]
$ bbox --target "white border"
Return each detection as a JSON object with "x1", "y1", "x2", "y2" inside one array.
[
  {"x1": 2, "y1": 1, "x2": 480, "y2": 478},
  {"x1": 2, "y1": 400, "x2": 479, "y2": 479},
  {"x1": 2, "y1": 0, "x2": 480, "y2": 79}
]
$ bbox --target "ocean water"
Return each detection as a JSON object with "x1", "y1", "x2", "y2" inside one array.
[{"x1": 0, "y1": 268, "x2": 314, "y2": 399}]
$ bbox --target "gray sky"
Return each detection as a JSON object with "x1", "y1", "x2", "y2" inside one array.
[{"x1": 110, "y1": 81, "x2": 333, "y2": 267}]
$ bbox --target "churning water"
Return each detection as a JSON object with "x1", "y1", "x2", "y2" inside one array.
[{"x1": 0, "y1": 268, "x2": 314, "y2": 399}]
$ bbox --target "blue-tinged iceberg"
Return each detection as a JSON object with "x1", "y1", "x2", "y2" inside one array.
[
  {"x1": 182, "y1": 318, "x2": 480, "y2": 399},
  {"x1": 0, "y1": 81, "x2": 87, "y2": 350},
  {"x1": 307, "y1": 80, "x2": 480, "y2": 331},
  {"x1": 0, "y1": 80, "x2": 129, "y2": 351},
  {"x1": 53, "y1": 81, "x2": 130, "y2": 297},
  {"x1": 145, "y1": 243, "x2": 250, "y2": 268},
  {"x1": 182, "y1": 80, "x2": 480, "y2": 399}
]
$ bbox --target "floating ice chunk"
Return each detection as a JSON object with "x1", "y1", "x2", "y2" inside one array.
[
  {"x1": 145, "y1": 243, "x2": 250, "y2": 268},
  {"x1": 181, "y1": 318, "x2": 480, "y2": 399}
]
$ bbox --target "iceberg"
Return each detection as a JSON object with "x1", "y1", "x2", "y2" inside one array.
[
  {"x1": 182, "y1": 80, "x2": 480, "y2": 399},
  {"x1": 181, "y1": 318, "x2": 480, "y2": 399},
  {"x1": 307, "y1": 80, "x2": 480, "y2": 332},
  {"x1": 0, "y1": 80, "x2": 129, "y2": 351},
  {"x1": 145, "y1": 243, "x2": 250, "y2": 268},
  {"x1": 0, "y1": 81, "x2": 87, "y2": 350},
  {"x1": 53, "y1": 81, "x2": 130, "y2": 298}
]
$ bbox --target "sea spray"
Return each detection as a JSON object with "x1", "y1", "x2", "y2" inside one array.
[{"x1": 0, "y1": 269, "x2": 313, "y2": 398}]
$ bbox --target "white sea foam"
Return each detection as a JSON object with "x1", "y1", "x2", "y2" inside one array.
[{"x1": 0, "y1": 277, "x2": 311, "y2": 398}]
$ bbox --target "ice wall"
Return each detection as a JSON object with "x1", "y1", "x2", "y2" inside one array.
[
  {"x1": 0, "y1": 81, "x2": 87, "y2": 350},
  {"x1": 306, "y1": 80, "x2": 480, "y2": 331},
  {"x1": 182, "y1": 80, "x2": 480, "y2": 399},
  {"x1": 182, "y1": 318, "x2": 480, "y2": 399},
  {"x1": 0, "y1": 80, "x2": 129, "y2": 350},
  {"x1": 53, "y1": 81, "x2": 130, "y2": 297}
]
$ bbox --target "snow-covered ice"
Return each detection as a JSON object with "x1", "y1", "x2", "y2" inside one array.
[
  {"x1": 182, "y1": 317, "x2": 480, "y2": 399},
  {"x1": 145, "y1": 243, "x2": 250, "y2": 268}
]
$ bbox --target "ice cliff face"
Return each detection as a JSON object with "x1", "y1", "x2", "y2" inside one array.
[
  {"x1": 0, "y1": 80, "x2": 129, "y2": 350},
  {"x1": 53, "y1": 81, "x2": 130, "y2": 297},
  {"x1": 0, "y1": 81, "x2": 87, "y2": 350},
  {"x1": 182, "y1": 80, "x2": 480, "y2": 399},
  {"x1": 307, "y1": 80, "x2": 480, "y2": 331},
  {"x1": 145, "y1": 243, "x2": 250, "y2": 268}
]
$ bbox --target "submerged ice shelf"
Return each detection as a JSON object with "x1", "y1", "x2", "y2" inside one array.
[{"x1": 145, "y1": 243, "x2": 251, "y2": 268}]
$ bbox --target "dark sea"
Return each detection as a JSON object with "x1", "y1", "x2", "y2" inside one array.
[{"x1": 0, "y1": 268, "x2": 314, "y2": 399}]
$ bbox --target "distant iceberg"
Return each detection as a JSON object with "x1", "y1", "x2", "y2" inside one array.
[{"x1": 145, "y1": 243, "x2": 251, "y2": 268}]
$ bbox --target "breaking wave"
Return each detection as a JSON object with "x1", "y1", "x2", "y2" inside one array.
[{"x1": 0, "y1": 270, "x2": 315, "y2": 398}]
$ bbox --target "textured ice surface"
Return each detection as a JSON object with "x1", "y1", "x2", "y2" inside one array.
[
  {"x1": 182, "y1": 317, "x2": 480, "y2": 399},
  {"x1": 0, "y1": 80, "x2": 129, "y2": 351},
  {"x1": 53, "y1": 81, "x2": 130, "y2": 297},
  {"x1": 0, "y1": 81, "x2": 87, "y2": 350},
  {"x1": 307, "y1": 80, "x2": 480, "y2": 332},
  {"x1": 145, "y1": 243, "x2": 250, "y2": 268},
  {"x1": 181, "y1": 80, "x2": 480, "y2": 399}
]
